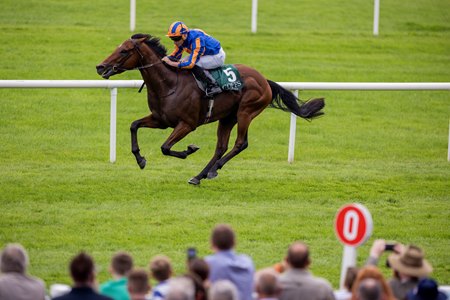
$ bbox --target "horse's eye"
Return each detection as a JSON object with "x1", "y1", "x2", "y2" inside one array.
[{"x1": 120, "y1": 49, "x2": 128, "y2": 56}]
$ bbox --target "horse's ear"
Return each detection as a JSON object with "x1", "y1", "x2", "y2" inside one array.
[{"x1": 131, "y1": 33, "x2": 150, "y2": 43}]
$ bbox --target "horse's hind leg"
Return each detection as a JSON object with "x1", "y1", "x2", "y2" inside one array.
[
  {"x1": 160, "y1": 121, "x2": 198, "y2": 159},
  {"x1": 130, "y1": 114, "x2": 162, "y2": 169},
  {"x1": 188, "y1": 117, "x2": 237, "y2": 185},
  {"x1": 207, "y1": 115, "x2": 250, "y2": 179}
]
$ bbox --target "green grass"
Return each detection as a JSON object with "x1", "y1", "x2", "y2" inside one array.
[{"x1": 0, "y1": 0, "x2": 449, "y2": 291}]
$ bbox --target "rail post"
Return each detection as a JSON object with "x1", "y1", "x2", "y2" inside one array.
[
  {"x1": 288, "y1": 90, "x2": 299, "y2": 163},
  {"x1": 110, "y1": 88, "x2": 117, "y2": 163}
]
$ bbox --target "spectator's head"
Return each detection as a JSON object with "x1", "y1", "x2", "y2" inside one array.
[
  {"x1": 406, "y1": 278, "x2": 447, "y2": 300},
  {"x1": 150, "y1": 255, "x2": 173, "y2": 282},
  {"x1": 351, "y1": 266, "x2": 395, "y2": 300},
  {"x1": 127, "y1": 269, "x2": 151, "y2": 299},
  {"x1": 285, "y1": 241, "x2": 310, "y2": 269},
  {"x1": 356, "y1": 278, "x2": 382, "y2": 300},
  {"x1": 69, "y1": 251, "x2": 95, "y2": 286},
  {"x1": 211, "y1": 224, "x2": 235, "y2": 251},
  {"x1": 110, "y1": 251, "x2": 133, "y2": 277},
  {"x1": 208, "y1": 280, "x2": 239, "y2": 300},
  {"x1": 387, "y1": 245, "x2": 432, "y2": 279},
  {"x1": 0, "y1": 243, "x2": 29, "y2": 274},
  {"x1": 166, "y1": 276, "x2": 196, "y2": 300},
  {"x1": 344, "y1": 267, "x2": 360, "y2": 292},
  {"x1": 188, "y1": 258, "x2": 210, "y2": 283},
  {"x1": 254, "y1": 269, "x2": 281, "y2": 299}
]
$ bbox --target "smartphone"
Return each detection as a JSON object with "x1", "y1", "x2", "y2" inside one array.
[
  {"x1": 187, "y1": 247, "x2": 197, "y2": 261},
  {"x1": 385, "y1": 243, "x2": 396, "y2": 251}
]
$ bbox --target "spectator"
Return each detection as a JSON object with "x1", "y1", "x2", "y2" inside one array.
[
  {"x1": 188, "y1": 258, "x2": 210, "y2": 289},
  {"x1": 52, "y1": 251, "x2": 112, "y2": 300},
  {"x1": 208, "y1": 280, "x2": 238, "y2": 300},
  {"x1": 350, "y1": 266, "x2": 395, "y2": 300},
  {"x1": 0, "y1": 243, "x2": 46, "y2": 300},
  {"x1": 150, "y1": 255, "x2": 173, "y2": 300},
  {"x1": 406, "y1": 278, "x2": 448, "y2": 300},
  {"x1": 165, "y1": 276, "x2": 195, "y2": 300},
  {"x1": 334, "y1": 267, "x2": 359, "y2": 300},
  {"x1": 100, "y1": 251, "x2": 134, "y2": 300},
  {"x1": 366, "y1": 240, "x2": 432, "y2": 300},
  {"x1": 355, "y1": 278, "x2": 382, "y2": 300},
  {"x1": 279, "y1": 241, "x2": 335, "y2": 300},
  {"x1": 205, "y1": 224, "x2": 254, "y2": 300},
  {"x1": 184, "y1": 273, "x2": 207, "y2": 300},
  {"x1": 255, "y1": 268, "x2": 281, "y2": 300},
  {"x1": 127, "y1": 269, "x2": 151, "y2": 300}
]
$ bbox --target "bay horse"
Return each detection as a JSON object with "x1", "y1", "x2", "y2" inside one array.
[{"x1": 96, "y1": 34, "x2": 324, "y2": 185}]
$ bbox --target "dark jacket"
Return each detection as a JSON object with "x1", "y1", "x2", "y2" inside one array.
[{"x1": 52, "y1": 286, "x2": 113, "y2": 300}]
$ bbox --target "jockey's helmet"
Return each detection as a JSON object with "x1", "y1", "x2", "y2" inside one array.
[{"x1": 167, "y1": 21, "x2": 189, "y2": 39}]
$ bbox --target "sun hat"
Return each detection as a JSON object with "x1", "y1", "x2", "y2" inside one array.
[
  {"x1": 387, "y1": 245, "x2": 432, "y2": 277},
  {"x1": 406, "y1": 278, "x2": 448, "y2": 300}
]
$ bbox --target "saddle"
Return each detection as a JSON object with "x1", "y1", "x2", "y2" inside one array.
[
  {"x1": 193, "y1": 64, "x2": 244, "y2": 95},
  {"x1": 192, "y1": 65, "x2": 244, "y2": 123}
]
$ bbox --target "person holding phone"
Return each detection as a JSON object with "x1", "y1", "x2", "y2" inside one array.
[{"x1": 366, "y1": 239, "x2": 433, "y2": 300}]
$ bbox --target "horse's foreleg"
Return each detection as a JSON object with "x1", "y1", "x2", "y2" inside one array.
[
  {"x1": 130, "y1": 115, "x2": 161, "y2": 169},
  {"x1": 160, "y1": 122, "x2": 197, "y2": 159},
  {"x1": 189, "y1": 118, "x2": 236, "y2": 185}
]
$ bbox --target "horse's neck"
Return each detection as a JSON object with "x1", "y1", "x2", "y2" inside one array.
[{"x1": 139, "y1": 52, "x2": 178, "y2": 98}]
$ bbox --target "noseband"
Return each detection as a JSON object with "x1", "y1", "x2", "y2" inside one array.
[{"x1": 112, "y1": 39, "x2": 163, "y2": 72}]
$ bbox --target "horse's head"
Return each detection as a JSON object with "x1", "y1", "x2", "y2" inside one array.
[{"x1": 96, "y1": 34, "x2": 151, "y2": 79}]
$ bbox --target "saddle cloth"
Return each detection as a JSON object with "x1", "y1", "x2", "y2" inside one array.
[{"x1": 194, "y1": 64, "x2": 244, "y2": 93}]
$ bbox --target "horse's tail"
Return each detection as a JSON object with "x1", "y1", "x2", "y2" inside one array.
[{"x1": 267, "y1": 80, "x2": 325, "y2": 120}]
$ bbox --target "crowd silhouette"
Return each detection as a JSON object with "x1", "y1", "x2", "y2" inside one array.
[{"x1": 0, "y1": 224, "x2": 447, "y2": 300}]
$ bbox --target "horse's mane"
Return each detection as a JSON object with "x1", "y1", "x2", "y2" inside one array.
[{"x1": 131, "y1": 33, "x2": 167, "y2": 58}]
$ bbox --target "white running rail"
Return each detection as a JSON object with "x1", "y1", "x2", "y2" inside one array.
[{"x1": 1, "y1": 80, "x2": 449, "y2": 162}]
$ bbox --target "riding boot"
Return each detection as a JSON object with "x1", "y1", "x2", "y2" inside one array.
[{"x1": 192, "y1": 65, "x2": 222, "y2": 97}]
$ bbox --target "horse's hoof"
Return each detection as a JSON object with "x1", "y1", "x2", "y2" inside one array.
[
  {"x1": 138, "y1": 157, "x2": 147, "y2": 169},
  {"x1": 188, "y1": 144, "x2": 200, "y2": 154},
  {"x1": 207, "y1": 170, "x2": 218, "y2": 179},
  {"x1": 188, "y1": 177, "x2": 201, "y2": 185}
]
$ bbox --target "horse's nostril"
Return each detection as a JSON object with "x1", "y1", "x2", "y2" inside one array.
[{"x1": 96, "y1": 65, "x2": 105, "y2": 74}]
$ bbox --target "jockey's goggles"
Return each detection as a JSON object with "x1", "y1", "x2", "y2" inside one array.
[{"x1": 170, "y1": 36, "x2": 183, "y2": 42}]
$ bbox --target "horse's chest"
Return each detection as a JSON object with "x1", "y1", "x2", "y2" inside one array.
[{"x1": 149, "y1": 105, "x2": 178, "y2": 127}]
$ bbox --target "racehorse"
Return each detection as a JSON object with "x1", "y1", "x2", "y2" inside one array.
[{"x1": 96, "y1": 34, "x2": 325, "y2": 185}]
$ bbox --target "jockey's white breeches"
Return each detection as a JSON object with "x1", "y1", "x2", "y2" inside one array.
[{"x1": 196, "y1": 48, "x2": 226, "y2": 69}]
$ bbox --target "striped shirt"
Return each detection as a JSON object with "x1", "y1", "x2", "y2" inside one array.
[{"x1": 168, "y1": 29, "x2": 221, "y2": 69}]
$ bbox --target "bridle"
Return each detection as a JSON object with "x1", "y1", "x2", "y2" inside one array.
[
  {"x1": 112, "y1": 39, "x2": 163, "y2": 73},
  {"x1": 111, "y1": 38, "x2": 178, "y2": 97}
]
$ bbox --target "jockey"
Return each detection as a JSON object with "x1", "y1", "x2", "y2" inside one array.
[{"x1": 162, "y1": 21, "x2": 225, "y2": 97}]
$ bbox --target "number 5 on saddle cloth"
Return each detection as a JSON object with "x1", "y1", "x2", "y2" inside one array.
[{"x1": 193, "y1": 64, "x2": 244, "y2": 96}]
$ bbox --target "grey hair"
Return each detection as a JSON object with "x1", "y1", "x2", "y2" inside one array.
[
  {"x1": 254, "y1": 268, "x2": 281, "y2": 297},
  {"x1": 209, "y1": 280, "x2": 239, "y2": 300},
  {"x1": 165, "y1": 277, "x2": 195, "y2": 300},
  {"x1": 0, "y1": 243, "x2": 29, "y2": 273},
  {"x1": 358, "y1": 278, "x2": 382, "y2": 300}
]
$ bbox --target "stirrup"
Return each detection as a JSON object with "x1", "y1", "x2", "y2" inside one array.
[{"x1": 205, "y1": 85, "x2": 222, "y2": 97}]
